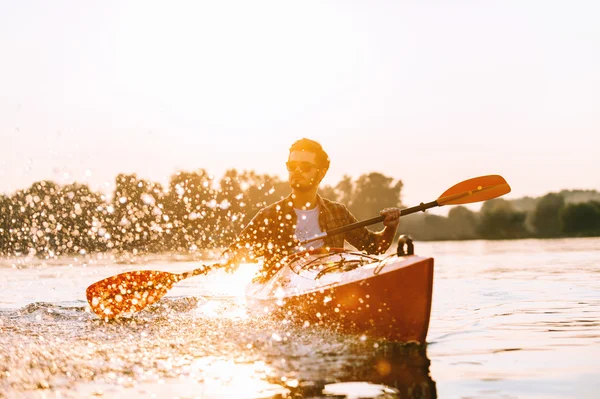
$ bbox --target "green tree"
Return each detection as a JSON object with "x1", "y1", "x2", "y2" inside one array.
[
  {"x1": 164, "y1": 170, "x2": 215, "y2": 251},
  {"x1": 52, "y1": 183, "x2": 107, "y2": 255},
  {"x1": 397, "y1": 213, "x2": 427, "y2": 240},
  {"x1": 0, "y1": 194, "x2": 12, "y2": 254},
  {"x1": 110, "y1": 174, "x2": 166, "y2": 252},
  {"x1": 530, "y1": 193, "x2": 565, "y2": 237},
  {"x1": 477, "y1": 199, "x2": 528, "y2": 239},
  {"x1": 318, "y1": 184, "x2": 338, "y2": 202},
  {"x1": 215, "y1": 169, "x2": 246, "y2": 246},
  {"x1": 334, "y1": 175, "x2": 354, "y2": 207},
  {"x1": 11, "y1": 181, "x2": 60, "y2": 256},
  {"x1": 421, "y1": 214, "x2": 453, "y2": 241},
  {"x1": 447, "y1": 206, "x2": 478, "y2": 240},
  {"x1": 559, "y1": 201, "x2": 600, "y2": 236},
  {"x1": 350, "y1": 172, "x2": 403, "y2": 223},
  {"x1": 232, "y1": 171, "x2": 287, "y2": 221}
]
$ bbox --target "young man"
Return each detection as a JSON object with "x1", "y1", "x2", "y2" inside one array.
[{"x1": 223, "y1": 138, "x2": 401, "y2": 278}]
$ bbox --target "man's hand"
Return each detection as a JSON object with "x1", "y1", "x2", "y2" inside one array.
[
  {"x1": 375, "y1": 207, "x2": 402, "y2": 253},
  {"x1": 381, "y1": 207, "x2": 401, "y2": 230}
]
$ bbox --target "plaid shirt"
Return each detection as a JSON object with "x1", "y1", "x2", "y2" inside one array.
[{"x1": 227, "y1": 193, "x2": 382, "y2": 275}]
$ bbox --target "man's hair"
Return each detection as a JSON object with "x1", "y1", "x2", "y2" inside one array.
[{"x1": 289, "y1": 138, "x2": 330, "y2": 171}]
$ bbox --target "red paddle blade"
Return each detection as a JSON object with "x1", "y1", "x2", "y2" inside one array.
[
  {"x1": 86, "y1": 270, "x2": 180, "y2": 319},
  {"x1": 437, "y1": 175, "x2": 511, "y2": 206}
]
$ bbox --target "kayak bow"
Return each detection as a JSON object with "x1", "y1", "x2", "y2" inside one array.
[{"x1": 246, "y1": 247, "x2": 433, "y2": 344}]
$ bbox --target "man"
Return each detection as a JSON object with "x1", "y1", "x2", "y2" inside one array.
[{"x1": 223, "y1": 138, "x2": 401, "y2": 279}]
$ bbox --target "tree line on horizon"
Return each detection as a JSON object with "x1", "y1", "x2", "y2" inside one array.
[{"x1": 0, "y1": 170, "x2": 599, "y2": 257}]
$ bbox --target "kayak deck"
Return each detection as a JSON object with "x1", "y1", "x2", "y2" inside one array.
[{"x1": 246, "y1": 252, "x2": 434, "y2": 344}]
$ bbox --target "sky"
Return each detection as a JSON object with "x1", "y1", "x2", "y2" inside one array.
[{"x1": 1, "y1": 0, "x2": 599, "y2": 212}]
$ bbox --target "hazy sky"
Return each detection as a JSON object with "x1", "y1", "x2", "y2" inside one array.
[{"x1": 1, "y1": 1, "x2": 598, "y2": 211}]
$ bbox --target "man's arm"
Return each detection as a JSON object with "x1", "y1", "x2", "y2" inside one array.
[{"x1": 343, "y1": 206, "x2": 401, "y2": 255}]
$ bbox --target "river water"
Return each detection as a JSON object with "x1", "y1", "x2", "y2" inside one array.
[{"x1": 1, "y1": 238, "x2": 599, "y2": 398}]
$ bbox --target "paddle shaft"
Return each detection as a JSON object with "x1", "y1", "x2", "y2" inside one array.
[{"x1": 300, "y1": 200, "x2": 439, "y2": 245}]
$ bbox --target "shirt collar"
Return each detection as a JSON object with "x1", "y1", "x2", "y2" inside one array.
[{"x1": 283, "y1": 193, "x2": 325, "y2": 212}]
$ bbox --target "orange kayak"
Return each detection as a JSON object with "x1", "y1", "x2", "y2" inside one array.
[{"x1": 245, "y1": 250, "x2": 434, "y2": 344}]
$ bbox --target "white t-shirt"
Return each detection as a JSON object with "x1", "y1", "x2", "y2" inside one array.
[{"x1": 294, "y1": 206, "x2": 324, "y2": 249}]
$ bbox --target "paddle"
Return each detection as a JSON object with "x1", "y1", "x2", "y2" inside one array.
[
  {"x1": 86, "y1": 267, "x2": 210, "y2": 320},
  {"x1": 300, "y1": 174, "x2": 511, "y2": 245},
  {"x1": 86, "y1": 174, "x2": 510, "y2": 319}
]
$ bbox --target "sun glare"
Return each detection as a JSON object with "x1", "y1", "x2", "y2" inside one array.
[{"x1": 188, "y1": 357, "x2": 290, "y2": 399}]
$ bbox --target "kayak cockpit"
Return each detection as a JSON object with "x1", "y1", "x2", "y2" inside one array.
[{"x1": 286, "y1": 249, "x2": 389, "y2": 279}]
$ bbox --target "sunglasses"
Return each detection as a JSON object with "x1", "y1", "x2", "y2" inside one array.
[{"x1": 286, "y1": 161, "x2": 319, "y2": 172}]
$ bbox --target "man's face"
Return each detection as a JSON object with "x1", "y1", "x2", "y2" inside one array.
[{"x1": 287, "y1": 151, "x2": 324, "y2": 192}]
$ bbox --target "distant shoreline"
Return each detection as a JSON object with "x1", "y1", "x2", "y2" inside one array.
[{"x1": 2, "y1": 173, "x2": 599, "y2": 257}]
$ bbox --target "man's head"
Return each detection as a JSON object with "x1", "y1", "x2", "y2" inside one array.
[{"x1": 287, "y1": 138, "x2": 329, "y2": 192}]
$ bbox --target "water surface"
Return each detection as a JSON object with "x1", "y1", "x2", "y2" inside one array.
[{"x1": 1, "y1": 238, "x2": 599, "y2": 398}]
